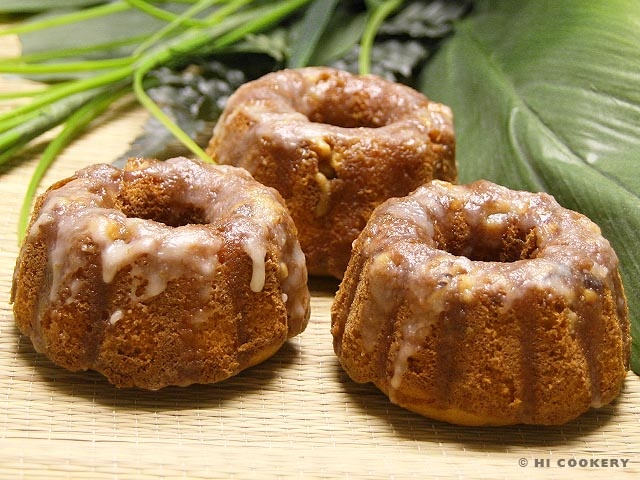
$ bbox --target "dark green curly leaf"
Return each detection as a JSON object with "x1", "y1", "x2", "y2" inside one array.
[
  {"x1": 421, "y1": 0, "x2": 640, "y2": 372},
  {"x1": 332, "y1": 40, "x2": 428, "y2": 82},
  {"x1": 115, "y1": 62, "x2": 247, "y2": 165},
  {"x1": 380, "y1": 0, "x2": 471, "y2": 38}
]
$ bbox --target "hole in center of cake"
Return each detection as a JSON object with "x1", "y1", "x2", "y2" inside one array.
[
  {"x1": 306, "y1": 103, "x2": 388, "y2": 129},
  {"x1": 438, "y1": 221, "x2": 538, "y2": 263},
  {"x1": 122, "y1": 201, "x2": 208, "y2": 227},
  {"x1": 117, "y1": 185, "x2": 208, "y2": 227}
]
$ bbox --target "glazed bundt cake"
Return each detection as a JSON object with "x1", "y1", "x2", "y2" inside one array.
[
  {"x1": 207, "y1": 66, "x2": 456, "y2": 278},
  {"x1": 331, "y1": 179, "x2": 630, "y2": 425},
  {"x1": 12, "y1": 157, "x2": 310, "y2": 389}
]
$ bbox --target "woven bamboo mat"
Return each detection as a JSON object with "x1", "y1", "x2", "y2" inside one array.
[{"x1": 1, "y1": 35, "x2": 639, "y2": 480}]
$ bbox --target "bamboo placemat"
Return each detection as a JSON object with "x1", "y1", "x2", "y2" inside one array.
[{"x1": 1, "y1": 35, "x2": 639, "y2": 480}]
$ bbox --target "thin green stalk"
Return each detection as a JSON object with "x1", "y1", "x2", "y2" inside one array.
[
  {"x1": 199, "y1": 0, "x2": 253, "y2": 27},
  {"x1": 3, "y1": 0, "x2": 313, "y2": 172},
  {"x1": 133, "y1": 69, "x2": 211, "y2": 162},
  {"x1": 133, "y1": 0, "x2": 236, "y2": 56},
  {"x1": 0, "y1": 35, "x2": 150, "y2": 65},
  {"x1": 0, "y1": 57, "x2": 133, "y2": 75},
  {"x1": 0, "y1": 81, "x2": 81, "y2": 129},
  {"x1": 209, "y1": 0, "x2": 312, "y2": 49},
  {"x1": 18, "y1": 86, "x2": 130, "y2": 241},
  {"x1": 0, "y1": 82, "x2": 82, "y2": 132},
  {"x1": 124, "y1": 0, "x2": 209, "y2": 27},
  {"x1": 131, "y1": 0, "x2": 288, "y2": 68},
  {"x1": 129, "y1": 0, "x2": 255, "y2": 163},
  {"x1": 0, "y1": 106, "x2": 44, "y2": 134},
  {"x1": 2, "y1": 0, "x2": 261, "y2": 128},
  {"x1": 154, "y1": 0, "x2": 202, "y2": 3},
  {"x1": 0, "y1": 86, "x2": 116, "y2": 165},
  {"x1": 131, "y1": 0, "x2": 312, "y2": 162},
  {"x1": 359, "y1": 0, "x2": 403, "y2": 75},
  {"x1": 0, "y1": 81, "x2": 105, "y2": 133},
  {"x1": 0, "y1": 0, "x2": 263, "y2": 141},
  {"x1": 0, "y1": 87, "x2": 50, "y2": 100},
  {"x1": 0, "y1": 65, "x2": 133, "y2": 125},
  {"x1": 0, "y1": 1, "x2": 131, "y2": 36}
]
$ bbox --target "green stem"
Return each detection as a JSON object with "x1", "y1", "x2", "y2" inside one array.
[
  {"x1": 135, "y1": 0, "x2": 259, "y2": 61},
  {"x1": 0, "y1": 143, "x2": 25, "y2": 167},
  {"x1": 128, "y1": 2, "x2": 265, "y2": 73},
  {"x1": 2, "y1": 0, "x2": 313, "y2": 170},
  {"x1": 0, "y1": 86, "x2": 116, "y2": 165},
  {"x1": 0, "y1": 81, "x2": 80, "y2": 130},
  {"x1": 133, "y1": 0, "x2": 234, "y2": 56},
  {"x1": 0, "y1": 88, "x2": 49, "y2": 100},
  {"x1": 130, "y1": 0, "x2": 312, "y2": 162},
  {"x1": 0, "y1": 0, "x2": 278, "y2": 158},
  {"x1": 124, "y1": 0, "x2": 209, "y2": 27},
  {"x1": 359, "y1": 0, "x2": 403, "y2": 75},
  {"x1": 18, "y1": 86, "x2": 131, "y2": 242},
  {"x1": 210, "y1": 0, "x2": 312, "y2": 49},
  {"x1": 133, "y1": 69, "x2": 212, "y2": 162},
  {"x1": 0, "y1": 1, "x2": 131, "y2": 36},
  {"x1": 0, "y1": 65, "x2": 133, "y2": 125},
  {"x1": 0, "y1": 57, "x2": 134, "y2": 75},
  {"x1": 0, "y1": 106, "x2": 44, "y2": 134},
  {"x1": 200, "y1": 0, "x2": 254, "y2": 27},
  {"x1": 130, "y1": 0, "x2": 255, "y2": 163},
  {"x1": 0, "y1": 35, "x2": 150, "y2": 65}
]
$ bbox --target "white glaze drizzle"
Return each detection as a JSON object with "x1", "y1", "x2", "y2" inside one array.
[
  {"x1": 243, "y1": 234, "x2": 267, "y2": 292},
  {"x1": 361, "y1": 180, "x2": 623, "y2": 407},
  {"x1": 109, "y1": 310, "x2": 124, "y2": 325},
  {"x1": 27, "y1": 158, "x2": 309, "y2": 331},
  {"x1": 211, "y1": 67, "x2": 454, "y2": 181}
]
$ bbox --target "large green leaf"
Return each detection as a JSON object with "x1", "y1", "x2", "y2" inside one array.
[{"x1": 420, "y1": 0, "x2": 640, "y2": 372}]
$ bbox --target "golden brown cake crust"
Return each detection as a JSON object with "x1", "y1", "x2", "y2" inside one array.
[
  {"x1": 11, "y1": 157, "x2": 310, "y2": 389},
  {"x1": 207, "y1": 67, "x2": 456, "y2": 278},
  {"x1": 331, "y1": 180, "x2": 630, "y2": 426}
]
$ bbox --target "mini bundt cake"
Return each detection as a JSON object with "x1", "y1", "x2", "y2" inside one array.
[
  {"x1": 331, "y1": 179, "x2": 630, "y2": 425},
  {"x1": 12, "y1": 157, "x2": 310, "y2": 389},
  {"x1": 207, "y1": 67, "x2": 456, "y2": 278}
]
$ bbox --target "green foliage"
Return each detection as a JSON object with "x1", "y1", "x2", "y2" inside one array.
[
  {"x1": 0, "y1": 0, "x2": 469, "y2": 235},
  {"x1": 18, "y1": 4, "x2": 181, "y2": 68},
  {"x1": 380, "y1": 0, "x2": 470, "y2": 37},
  {"x1": 421, "y1": 0, "x2": 640, "y2": 372},
  {"x1": 1, "y1": 0, "x2": 470, "y2": 169},
  {"x1": 0, "y1": 0, "x2": 104, "y2": 12},
  {"x1": 114, "y1": 61, "x2": 249, "y2": 166},
  {"x1": 116, "y1": 0, "x2": 470, "y2": 161},
  {"x1": 287, "y1": 0, "x2": 338, "y2": 68}
]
